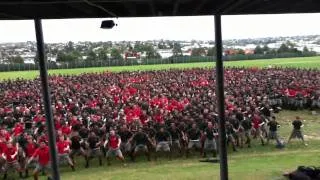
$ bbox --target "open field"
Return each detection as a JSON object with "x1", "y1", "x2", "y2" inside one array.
[
  {"x1": 15, "y1": 110, "x2": 318, "y2": 180},
  {"x1": 0, "y1": 56, "x2": 319, "y2": 80}
]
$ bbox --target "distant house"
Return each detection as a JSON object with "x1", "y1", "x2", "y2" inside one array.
[
  {"x1": 124, "y1": 51, "x2": 140, "y2": 60},
  {"x1": 224, "y1": 49, "x2": 238, "y2": 55},
  {"x1": 244, "y1": 49, "x2": 255, "y2": 55}
]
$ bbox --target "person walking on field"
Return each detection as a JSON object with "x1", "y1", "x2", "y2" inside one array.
[{"x1": 288, "y1": 116, "x2": 308, "y2": 146}]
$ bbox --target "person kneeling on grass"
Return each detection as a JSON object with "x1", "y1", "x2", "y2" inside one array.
[
  {"x1": 27, "y1": 141, "x2": 52, "y2": 180},
  {"x1": 56, "y1": 135, "x2": 75, "y2": 171},
  {"x1": 104, "y1": 129, "x2": 125, "y2": 166}
]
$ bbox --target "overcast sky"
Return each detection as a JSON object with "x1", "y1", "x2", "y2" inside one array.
[{"x1": 0, "y1": 13, "x2": 320, "y2": 43}]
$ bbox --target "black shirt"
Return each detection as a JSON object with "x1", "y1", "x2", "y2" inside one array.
[
  {"x1": 79, "y1": 128, "x2": 89, "y2": 139},
  {"x1": 204, "y1": 127, "x2": 217, "y2": 140},
  {"x1": 241, "y1": 119, "x2": 252, "y2": 130},
  {"x1": 168, "y1": 128, "x2": 181, "y2": 141},
  {"x1": 226, "y1": 124, "x2": 235, "y2": 135},
  {"x1": 292, "y1": 120, "x2": 302, "y2": 130},
  {"x1": 268, "y1": 121, "x2": 279, "y2": 132},
  {"x1": 87, "y1": 135, "x2": 99, "y2": 149},
  {"x1": 187, "y1": 128, "x2": 201, "y2": 140},
  {"x1": 70, "y1": 135, "x2": 81, "y2": 150},
  {"x1": 133, "y1": 132, "x2": 148, "y2": 145},
  {"x1": 236, "y1": 112, "x2": 244, "y2": 121},
  {"x1": 230, "y1": 118, "x2": 240, "y2": 129},
  {"x1": 155, "y1": 131, "x2": 170, "y2": 142},
  {"x1": 118, "y1": 130, "x2": 132, "y2": 142}
]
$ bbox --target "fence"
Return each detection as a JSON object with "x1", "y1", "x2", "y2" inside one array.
[{"x1": 0, "y1": 52, "x2": 317, "y2": 72}]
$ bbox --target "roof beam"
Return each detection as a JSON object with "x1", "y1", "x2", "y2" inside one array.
[
  {"x1": 191, "y1": 0, "x2": 208, "y2": 15},
  {"x1": 172, "y1": 0, "x2": 180, "y2": 16},
  {"x1": 149, "y1": 0, "x2": 156, "y2": 16},
  {"x1": 66, "y1": 1, "x2": 96, "y2": 16},
  {"x1": 123, "y1": 1, "x2": 137, "y2": 16},
  {"x1": 222, "y1": 0, "x2": 253, "y2": 14}
]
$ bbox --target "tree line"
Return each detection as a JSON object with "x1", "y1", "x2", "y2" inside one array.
[{"x1": 2, "y1": 40, "x2": 317, "y2": 64}]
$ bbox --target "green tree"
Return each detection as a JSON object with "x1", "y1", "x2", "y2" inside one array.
[
  {"x1": 207, "y1": 47, "x2": 216, "y2": 56},
  {"x1": 303, "y1": 46, "x2": 309, "y2": 53},
  {"x1": 262, "y1": 45, "x2": 270, "y2": 54},
  {"x1": 7, "y1": 56, "x2": 24, "y2": 64},
  {"x1": 172, "y1": 42, "x2": 182, "y2": 57},
  {"x1": 110, "y1": 48, "x2": 122, "y2": 60},
  {"x1": 56, "y1": 51, "x2": 79, "y2": 63},
  {"x1": 191, "y1": 48, "x2": 206, "y2": 56},
  {"x1": 66, "y1": 41, "x2": 74, "y2": 52},
  {"x1": 86, "y1": 50, "x2": 97, "y2": 61},
  {"x1": 237, "y1": 49, "x2": 245, "y2": 55},
  {"x1": 254, "y1": 45, "x2": 263, "y2": 54},
  {"x1": 98, "y1": 49, "x2": 108, "y2": 61}
]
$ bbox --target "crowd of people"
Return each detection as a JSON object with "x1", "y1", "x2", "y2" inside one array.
[{"x1": 0, "y1": 67, "x2": 319, "y2": 179}]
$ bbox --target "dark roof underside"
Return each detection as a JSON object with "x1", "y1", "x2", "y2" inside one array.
[{"x1": 0, "y1": 0, "x2": 320, "y2": 20}]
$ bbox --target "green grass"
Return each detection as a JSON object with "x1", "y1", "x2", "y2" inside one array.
[
  {"x1": 13, "y1": 110, "x2": 318, "y2": 180},
  {"x1": 0, "y1": 56, "x2": 319, "y2": 80}
]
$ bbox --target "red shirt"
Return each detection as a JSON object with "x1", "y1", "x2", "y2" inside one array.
[
  {"x1": 0, "y1": 142, "x2": 7, "y2": 154},
  {"x1": 108, "y1": 135, "x2": 120, "y2": 149},
  {"x1": 252, "y1": 115, "x2": 262, "y2": 129},
  {"x1": 26, "y1": 143, "x2": 37, "y2": 158},
  {"x1": 57, "y1": 140, "x2": 70, "y2": 154},
  {"x1": 3, "y1": 146, "x2": 18, "y2": 162},
  {"x1": 61, "y1": 126, "x2": 71, "y2": 136},
  {"x1": 13, "y1": 124, "x2": 24, "y2": 137},
  {"x1": 33, "y1": 146, "x2": 50, "y2": 165},
  {"x1": 1, "y1": 131, "x2": 11, "y2": 142}
]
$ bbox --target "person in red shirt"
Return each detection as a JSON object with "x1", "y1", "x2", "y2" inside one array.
[
  {"x1": 2, "y1": 141, "x2": 23, "y2": 179},
  {"x1": 27, "y1": 141, "x2": 51, "y2": 180},
  {"x1": 12, "y1": 122, "x2": 24, "y2": 137},
  {"x1": 104, "y1": 130, "x2": 125, "y2": 166},
  {"x1": 252, "y1": 114, "x2": 265, "y2": 145},
  {"x1": 56, "y1": 135, "x2": 75, "y2": 171},
  {"x1": 24, "y1": 135, "x2": 37, "y2": 178},
  {"x1": 0, "y1": 129, "x2": 11, "y2": 142},
  {"x1": 0, "y1": 137, "x2": 7, "y2": 173}
]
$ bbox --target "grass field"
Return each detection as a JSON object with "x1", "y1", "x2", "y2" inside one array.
[
  {"x1": 15, "y1": 110, "x2": 318, "y2": 180},
  {"x1": 0, "y1": 56, "x2": 319, "y2": 80}
]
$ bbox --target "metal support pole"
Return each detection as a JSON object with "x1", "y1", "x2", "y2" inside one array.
[
  {"x1": 34, "y1": 19, "x2": 60, "y2": 180},
  {"x1": 214, "y1": 14, "x2": 228, "y2": 180}
]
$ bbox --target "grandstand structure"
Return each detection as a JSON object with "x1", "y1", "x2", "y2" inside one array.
[{"x1": 1, "y1": 0, "x2": 320, "y2": 180}]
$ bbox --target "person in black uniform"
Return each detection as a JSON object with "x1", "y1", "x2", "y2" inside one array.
[
  {"x1": 168, "y1": 123, "x2": 183, "y2": 156},
  {"x1": 226, "y1": 121, "x2": 237, "y2": 152},
  {"x1": 155, "y1": 127, "x2": 171, "y2": 160},
  {"x1": 203, "y1": 122, "x2": 218, "y2": 158},
  {"x1": 288, "y1": 116, "x2": 307, "y2": 146},
  {"x1": 186, "y1": 123, "x2": 201, "y2": 157},
  {"x1": 129, "y1": 127, "x2": 153, "y2": 161},
  {"x1": 229, "y1": 115, "x2": 241, "y2": 147},
  {"x1": 69, "y1": 129, "x2": 88, "y2": 168},
  {"x1": 118, "y1": 125, "x2": 133, "y2": 157},
  {"x1": 266, "y1": 116, "x2": 282, "y2": 146},
  {"x1": 86, "y1": 131, "x2": 102, "y2": 167},
  {"x1": 240, "y1": 116, "x2": 252, "y2": 148}
]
